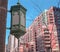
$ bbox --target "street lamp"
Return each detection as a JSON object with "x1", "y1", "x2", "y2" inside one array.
[{"x1": 10, "y1": 0, "x2": 27, "y2": 52}]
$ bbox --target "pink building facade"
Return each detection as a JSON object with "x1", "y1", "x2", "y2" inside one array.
[
  {"x1": 8, "y1": 34, "x2": 18, "y2": 52},
  {"x1": 22, "y1": 6, "x2": 60, "y2": 52}
]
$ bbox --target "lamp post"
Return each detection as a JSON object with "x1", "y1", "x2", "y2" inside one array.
[{"x1": 10, "y1": 0, "x2": 27, "y2": 52}]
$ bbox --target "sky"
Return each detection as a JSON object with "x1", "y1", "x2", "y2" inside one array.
[{"x1": 6, "y1": 0, "x2": 59, "y2": 44}]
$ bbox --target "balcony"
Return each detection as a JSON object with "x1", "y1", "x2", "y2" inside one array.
[
  {"x1": 44, "y1": 35, "x2": 50, "y2": 38},
  {"x1": 45, "y1": 44, "x2": 51, "y2": 47},
  {"x1": 44, "y1": 29, "x2": 49, "y2": 34},
  {"x1": 44, "y1": 41, "x2": 51, "y2": 44},
  {"x1": 44, "y1": 34, "x2": 50, "y2": 36},
  {"x1": 44, "y1": 38, "x2": 50, "y2": 40}
]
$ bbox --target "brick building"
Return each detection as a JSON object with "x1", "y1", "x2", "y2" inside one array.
[
  {"x1": 22, "y1": 6, "x2": 60, "y2": 52},
  {"x1": 7, "y1": 34, "x2": 18, "y2": 52},
  {"x1": 0, "y1": 0, "x2": 8, "y2": 52},
  {"x1": 7, "y1": 34, "x2": 25, "y2": 52}
]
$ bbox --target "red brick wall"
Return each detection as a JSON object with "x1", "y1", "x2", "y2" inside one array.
[{"x1": 0, "y1": 0, "x2": 8, "y2": 52}]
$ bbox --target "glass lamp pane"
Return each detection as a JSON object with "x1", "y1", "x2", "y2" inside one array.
[
  {"x1": 12, "y1": 12, "x2": 19, "y2": 25},
  {"x1": 20, "y1": 11, "x2": 25, "y2": 26}
]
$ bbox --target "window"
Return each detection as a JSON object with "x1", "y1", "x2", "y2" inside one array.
[
  {"x1": 49, "y1": 15, "x2": 53, "y2": 18},
  {"x1": 44, "y1": 31, "x2": 49, "y2": 34},
  {"x1": 44, "y1": 29, "x2": 49, "y2": 31},
  {"x1": 49, "y1": 13, "x2": 52, "y2": 15},
  {"x1": 57, "y1": 19, "x2": 60, "y2": 24},
  {"x1": 44, "y1": 39, "x2": 50, "y2": 41},
  {"x1": 44, "y1": 36, "x2": 50, "y2": 38},
  {"x1": 50, "y1": 18, "x2": 53, "y2": 20},
  {"x1": 58, "y1": 28, "x2": 60, "y2": 30},
  {"x1": 44, "y1": 29, "x2": 49, "y2": 33},
  {"x1": 0, "y1": 10, "x2": 1, "y2": 14},
  {"x1": 58, "y1": 35, "x2": 60, "y2": 37},
  {"x1": 53, "y1": 51, "x2": 59, "y2": 52},
  {"x1": 58, "y1": 36, "x2": 60, "y2": 39},
  {"x1": 50, "y1": 21, "x2": 53, "y2": 23},
  {"x1": 36, "y1": 48, "x2": 38, "y2": 51},
  {"x1": 46, "y1": 47, "x2": 51, "y2": 52}
]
